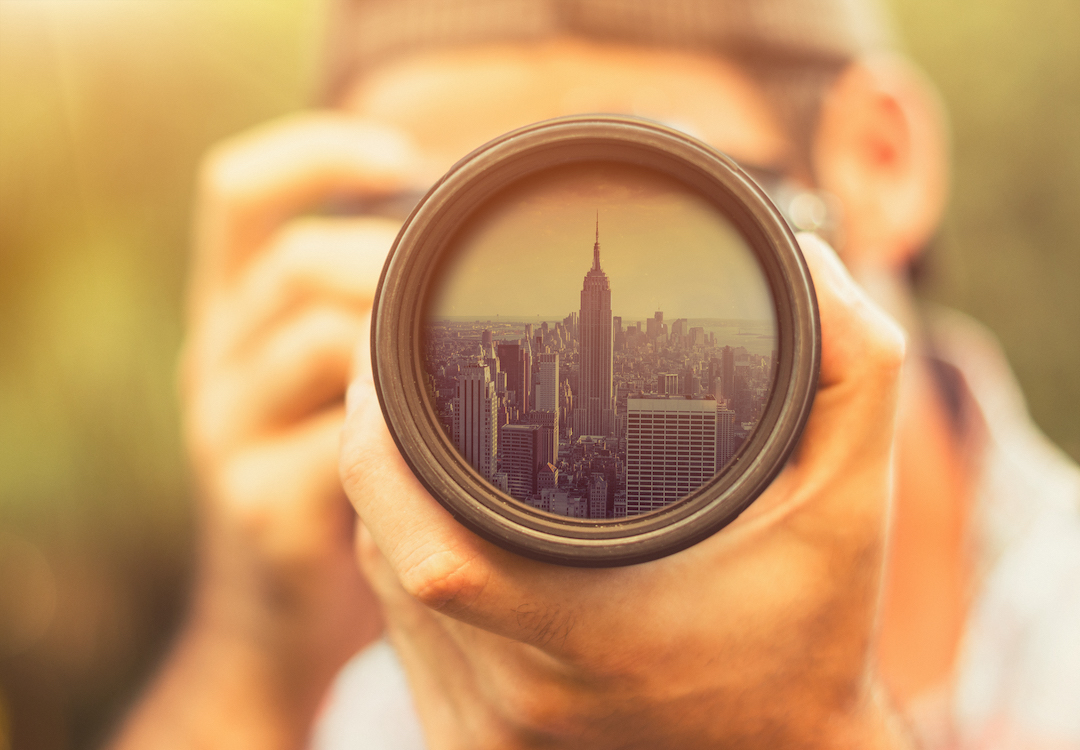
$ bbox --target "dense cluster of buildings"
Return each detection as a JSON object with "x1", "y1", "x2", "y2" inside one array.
[{"x1": 425, "y1": 221, "x2": 774, "y2": 519}]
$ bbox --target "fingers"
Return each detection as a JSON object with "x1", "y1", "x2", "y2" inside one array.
[
  {"x1": 197, "y1": 305, "x2": 362, "y2": 453},
  {"x1": 339, "y1": 231, "x2": 907, "y2": 654},
  {"x1": 797, "y1": 233, "x2": 906, "y2": 393},
  {"x1": 343, "y1": 315, "x2": 543, "y2": 626},
  {"x1": 237, "y1": 217, "x2": 396, "y2": 338},
  {"x1": 792, "y1": 233, "x2": 906, "y2": 465},
  {"x1": 355, "y1": 527, "x2": 488, "y2": 738},
  {"x1": 341, "y1": 371, "x2": 495, "y2": 615},
  {"x1": 210, "y1": 405, "x2": 353, "y2": 562},
  {"x1": 186, "y1": 218, "x2": 398, "y2": 455},
  {"x1": 191, "y1": 112, "x2": 419, "y2": 306},
  {"x1": 194, "y1": 217, "x2": 398, "y2": 372},
  {"x1": 342, "y1": 314, "x2": 625, "y2": 654},
  {"x1": 734, "y1": 234, "x2": 906, "y2": 537}
]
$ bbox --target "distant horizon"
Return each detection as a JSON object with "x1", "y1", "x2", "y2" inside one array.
[
  {"x1": 429, "y1": 315, "x2": 776, "y2": 326},
  {"x1": 427, "y1": 162, "x2": 777, "y2": 323}
]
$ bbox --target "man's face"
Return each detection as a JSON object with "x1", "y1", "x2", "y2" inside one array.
[{"x1": 341, "y1": 37, "x2": 792, "y2": 186}]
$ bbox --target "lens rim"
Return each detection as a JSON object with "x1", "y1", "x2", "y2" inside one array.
[{"x1": 372, "y1": 115, "x2": 819, "y2": 567}]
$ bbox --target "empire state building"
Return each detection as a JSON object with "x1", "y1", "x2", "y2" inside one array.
[{"x1": 573, "y1": 217, "x2": 615, "y2": 437}]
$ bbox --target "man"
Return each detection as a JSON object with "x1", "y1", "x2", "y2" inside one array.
[{"x1": 111, "y1": 1, "x2": 1080, "y2": 748}]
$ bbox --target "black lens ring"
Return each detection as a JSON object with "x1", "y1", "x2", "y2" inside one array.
[{"x1": 372, "y1": 115, "x2": 820, "y2": 567}]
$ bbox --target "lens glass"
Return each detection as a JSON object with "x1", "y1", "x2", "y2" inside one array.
[{"x1": 423, "y1": 161, "x2": 777, "y2": 520}]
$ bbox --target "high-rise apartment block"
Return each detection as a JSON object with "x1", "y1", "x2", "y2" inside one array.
[
  {"x1": 535, "y1": 352, "x2": 560, "y2": 411},
  {"x1": 716, "y1": 406, "x2": 736, "y2": 469},
  {"x1": 625, "y1": 397, "x2": 718, "y2": 515},
  {"x1": 452, "y1": 364, "x2": 498, "y2": 481},
  {"x1": 499, "y1": 423, "x2": 543, "y2": 502}
]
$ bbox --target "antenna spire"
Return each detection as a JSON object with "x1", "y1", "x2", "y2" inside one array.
[{"x1": 592, "y1": 211, "x2": 601, "y2": 270}]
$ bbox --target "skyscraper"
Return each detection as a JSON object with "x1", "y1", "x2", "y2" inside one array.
[
  {"x1": 573, "y1": 217, "x2": 615, "y2": 437},
  {"x1": 690, "y1": 326, "x2": 706, "y2": 347},
  {"x1": 657, "y1": 372, "x2": 679, "y2": 395},
  {"x1": 720, "y1": 345, "x2": 735, "y2": 403},
  {"x1": 716, "y1": 406, "x2": 735, "y2": 469},
  {"x1": 589, "y1": 473, "x2": 608, "y2": 519},
  {"x1": 499, "y1": 423, "x2": 543, "y2": 502},
  {"x1": 526, "y1": 410, "x2": 558, "y2": 469},
  {"x1": 682, "y1": 364, "x2": 697, "y2": 397},
  {"x1": 535, "y1": 352, "x2": 560, "y2": 411},
  {"x1": 531, "y1": 352, "x2": 560, "y2": 463},
  {"x1": 625, "y1": 397, "x2": 718, "y2": 515},
  {"x1": 521, "y1": 336, "x2": 533, "y2": 413},
  {"x1": 497, "y1": 342, "x2": 529, "y2": 413},
  {"x1": 451, "y1": 364, "x2": 498, "y2": 481},
  {"x1": 707, "y1": 357, "x2": 721, "y2": 399}
]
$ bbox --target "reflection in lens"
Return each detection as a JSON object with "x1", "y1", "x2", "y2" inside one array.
[{"x1": 424, "y1": 162, "x2": 777, "y2": 520}]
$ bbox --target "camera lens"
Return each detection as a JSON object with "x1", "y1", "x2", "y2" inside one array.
[{"x1": 372, "y1": 115, "x2": 819, "y2": 566}]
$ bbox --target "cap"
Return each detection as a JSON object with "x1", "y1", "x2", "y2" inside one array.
[{"x1": 320, "y1": 0, "x2": 896, "y2": 103}]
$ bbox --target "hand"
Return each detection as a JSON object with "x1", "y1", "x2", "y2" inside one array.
[
  {"x1": 340, "y1": 234, "x2": 913, "y2": 748},
  {"x1": 111, "y1": 113, "x2": 417, "y2": 749}
]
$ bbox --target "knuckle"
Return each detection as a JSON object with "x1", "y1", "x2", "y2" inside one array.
[
  {"x1": 398, "y1": 547, "x2": 488, "y2": 612},
  {"x1": 499, "y1": 691, "x2": 574, "y2": 738}
]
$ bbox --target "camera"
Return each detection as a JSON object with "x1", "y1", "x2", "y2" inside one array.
[{"x1": 372, "y1": 115, "x2": 819, "y2": 566}]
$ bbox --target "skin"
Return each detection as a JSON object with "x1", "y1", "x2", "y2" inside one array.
[{"x1": 111, "y1": 38, "x2": 962, "y2": 749}]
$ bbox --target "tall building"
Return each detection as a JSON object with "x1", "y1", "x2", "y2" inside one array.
[
  {"x1": 625, "y1": 397, "x2": 718, "y2": 515},
  {"x1": 733, "y1": 361, "x2": 751, "y2": 419},
  {"x1": 499, "y1": 423, "x2": 543, "y2": 502},
  {"x1": 573, "y1": 218, "x2": 615, "y2": 437},
  {"x1": 589, "y1": 474, "x2": 608, "y2": 519},
  {"x1": 526, "y1": 410, "x2": 558, "y2": 469},
  {"x1": 646, "y1": 311, "x2": 663, "y2": 341},
  {"x1": 657, "y1": 372, "x2": 679, "y2": 395},
  {"x1": 716, "y1": 406, "x2": 736, "y2": 469},
  {"x1": 451, "y1": 364, "x2": 498, "y2": 481},
  {"x1": 562, "y1": 311, "x2": 578, "y2": 342},
  {"x1": 535, "y1": 352, "x2": 560, "y2": 411},
  {"x1": 521, "y1": 336, "x2": 533, "y2": 413},
  {"x1": 682, "y1": 364, "x2": 697, "y2": 397},
  {"x1": 531, "y1": 351, "x2": 561, "y2": 464},
  {"x1": 497, "y1": 342, "x2": 530, "y2": 413},
  {"x1": 707, "y1": 357, "x2": 721, "y2": 399},
  {"x1": 720, "y1": 346, "x2": 735, "y2": 403},
  {"x1": 559, "y1": 379, "x2": 574, "y2": 438}
]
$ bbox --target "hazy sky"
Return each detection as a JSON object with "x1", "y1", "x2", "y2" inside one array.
[{"x1": 428, "y1": 162, "x2": 776, "y2": 322}]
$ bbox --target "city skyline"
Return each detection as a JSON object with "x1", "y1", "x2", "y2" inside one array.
[{"x1": 424, "y1": 175, "x2": 776, "y2": 521}]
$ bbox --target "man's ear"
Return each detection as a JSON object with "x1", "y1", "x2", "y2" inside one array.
[{"x1": 812, "y1": 55, "x2": 949, "y2": 272}]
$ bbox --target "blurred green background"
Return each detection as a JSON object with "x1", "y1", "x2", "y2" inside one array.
[{"x1": 0, "y1": 1, "x2": 1077, "y2": 748}]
